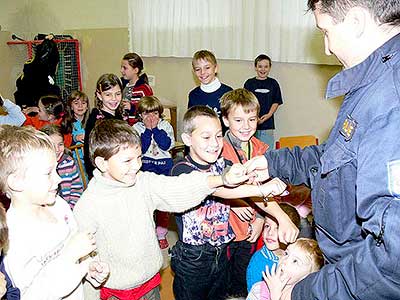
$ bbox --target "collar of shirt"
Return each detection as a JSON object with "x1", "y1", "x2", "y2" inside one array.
[
  {"x1": 325, "y1": 33, "x2": 400, "y2": 100},
  {"x1": 200, "y1": 77, "x2": 222, "y2": 93}
]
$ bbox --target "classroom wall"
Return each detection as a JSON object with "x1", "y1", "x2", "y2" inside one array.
[
  {"x1": 0, "y1": 31, "x2": 20, "y2": 100},
  {"x1": 144, "y1": 56, "x2": 342, "y2": 141},
  {"x1": 0, "y1": 0, "x2": 343, "y2": 142}
]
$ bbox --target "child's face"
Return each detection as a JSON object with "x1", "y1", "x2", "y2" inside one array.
[
  {"x1": 101, "y1": 144, "x2": 142, "y2": 186},
  {"x1": 38, "y1": 100, "x2": 49, "y2": 121},
  {"x1": 223, "y1": 105, "x2": 258, "y2": 142},
  {"x1": 263, "y1": 217, "x2": 280, "y2": 251},
  {"x1": 48, "y1": 134, "x2": 64, "y2": 161},
  {"x1": 193, "y1": 59, "x2": 218, "y2": 85},
  {"x1": 19, "y1": 149, "x2": 61, "y2": 206},
  {"x1": 277, "y1": 243, "x2": 313, "y2": 285},
  {"x1": 141, "y1": 111, "x2": 160, "y2": 123},
  {"x1": 96, "y1": 85, "x2": 122, "y2": 115},
  {"x1": 120, "y1": 60, "x2": 138, "y2": 82},
  {"x1": 183, "y1": 116, "x2": 223, "y2": 165},
  {"x1": 71, "y1": 97, "x2": 88, "y2": 119},
  {"x1": 255, "y1": 59, "x2": 271, "y2": 80}
]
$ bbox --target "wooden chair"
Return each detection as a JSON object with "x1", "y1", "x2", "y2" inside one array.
[
  {"x1": 68, "y1": 144, "x2": 88, "y2": 189},
  {"x1": 275, "y1": 135, "x2": 318, "y2": 149}
]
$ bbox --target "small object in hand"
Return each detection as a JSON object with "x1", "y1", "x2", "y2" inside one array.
[{"x1": 280, "y1": 190, "x2": 289, "y2": 196}]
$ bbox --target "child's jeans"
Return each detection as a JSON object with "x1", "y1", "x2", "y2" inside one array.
[
  {"x1": 227, "y1": 240, "x2": 257, "y2": 297},
  {"x1": 170, "y1": 240, "x2": 229, "y2": 300}
]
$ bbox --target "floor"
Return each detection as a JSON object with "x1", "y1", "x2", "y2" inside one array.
[{"x1": 159, "y1": 230, "x2": 178, "y2": 300}]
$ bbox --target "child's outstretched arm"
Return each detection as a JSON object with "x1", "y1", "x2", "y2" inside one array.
[
  {"x1": 212, "y1": 175, "x2": 286, "y2": 199},
  {"x1": 254, "y1": 199, "x2": 299, "y2": 244},
  {"x1": 213, "y1": 176, "x2": 299, "y2": 244},
  {"x1": 0, "y1": 98, "x2": 26, "y2": 126}
]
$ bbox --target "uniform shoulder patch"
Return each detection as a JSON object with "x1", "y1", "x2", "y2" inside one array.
[{"x1": 340, "y1": 115, "x2": 357, "y2": 141}]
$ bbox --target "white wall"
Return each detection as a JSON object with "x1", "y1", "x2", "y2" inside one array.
[
  {"x1": 0, "y1": 0, "x2": 128, "y2": 39},
  {"x1": 0, "y1": 0, "x2": 342, "y2": 142}
]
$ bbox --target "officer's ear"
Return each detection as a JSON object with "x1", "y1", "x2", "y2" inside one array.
[{"x1": 344, "y1": 6, "x2": 368, "y2": 39}]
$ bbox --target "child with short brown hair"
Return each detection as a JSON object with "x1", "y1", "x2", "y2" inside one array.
[
  {"x1": 74, "y1": 118, "x2": 251, "y2": 300},
  {"x1": 170, "y1": 106, "x2": 298, "y2": 300}
]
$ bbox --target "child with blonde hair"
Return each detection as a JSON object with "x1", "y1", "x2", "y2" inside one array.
[
  {"x1": 188, "y1": 50, "x2": 232, "y2": 131},
  {"x1": 0, "y1": 125, "x2": 109, "y2": 299},
  {"x1": 247, "y1": 238, "x2": 323, "y2": 300}
]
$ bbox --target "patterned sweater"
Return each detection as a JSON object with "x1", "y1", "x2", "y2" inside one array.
[{"x1": 57, "y1": 153, "x2": 83, "y2": 209}]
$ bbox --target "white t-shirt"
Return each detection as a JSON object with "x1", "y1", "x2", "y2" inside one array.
[{"x1": 5, "y1": 197, "x2": 87, "y2": 300}]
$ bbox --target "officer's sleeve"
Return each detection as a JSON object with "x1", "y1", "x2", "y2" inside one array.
[
  {"x1": 265, "y1": 144, "x2": 323, "y2": 187},
  {"x1": 293, "y1": 108, "x2": 400, "y2": 299}
]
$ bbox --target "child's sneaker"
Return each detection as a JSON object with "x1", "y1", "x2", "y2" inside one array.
[{"x1": 158, "y1": 238, "x2": 169, "y2": 249}]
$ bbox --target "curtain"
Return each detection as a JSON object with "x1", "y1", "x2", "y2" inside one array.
[{"x1": 128, "y1": 0, "x2": 339, "y2": 65}]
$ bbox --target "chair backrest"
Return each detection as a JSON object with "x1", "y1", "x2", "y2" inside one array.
[
  {"x1": 276, "y1": 135, "x2": 318, "y2": 149},
  {"x1": 68, "y1": 144, "x2": 88, "y2": 189}
]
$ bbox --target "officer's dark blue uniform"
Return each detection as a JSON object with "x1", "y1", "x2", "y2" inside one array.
[{"x1": 265, "y1": 33, "x2": 400, "y2": 299}]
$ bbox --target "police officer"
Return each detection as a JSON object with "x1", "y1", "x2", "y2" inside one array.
[{"x1": 246, "y1": 1, "x2": 400, "y2": 299}]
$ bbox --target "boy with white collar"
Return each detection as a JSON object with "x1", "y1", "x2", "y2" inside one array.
[{"x1": 188, "y1": 49, "x2": 233, "y2": 132}]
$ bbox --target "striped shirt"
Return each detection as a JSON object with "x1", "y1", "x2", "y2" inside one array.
[{"x1": 57, "y1": 153, "x2": 83, "y2": 209}]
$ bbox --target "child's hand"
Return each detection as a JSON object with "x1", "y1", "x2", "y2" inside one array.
[
  {"x1": 263, "y1": 264, "x2": 289, "y2": 300},
  {"x1": 259, "y1": 178, "x2": 287, "y2": 198},
  {"x1": 64, "y1": 230, "x2": 97, "y2": 262},
  {"x1": 222, "y1": 164, "x2": 249, "y2": 187},
  {"x1": 0, "y1": 273, "x2": 6, "y2": 298},
  {"x1": 75, "y1": 133, "x2": 85, "y2": 143},
  {"x1": 151, "y1": 115, "x2": 160, "y2": 128},
  {"x1": 244, "y1": 156, "x2": 270, "y2": 184},
  {"x1": 276, "y1": 211, "x2": 299, "y2": 244},
  {"x1": 22, "y1": 106, "x2": 39, "y2": 115},
  {"x1": 247, "y1": 217, "x2": 264, "y2": 243},
  {"x1": 88, "y1": 261, "x2": 110, "y2": 285},
  {"x1": 122, "y1": 99, "x2": 131, "y2": 111},
  {"x1": 231, "y1": 206, "x2": 254, "y2": 222}
]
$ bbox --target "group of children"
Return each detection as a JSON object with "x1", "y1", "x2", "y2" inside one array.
[{"x1": 0, "y1": 49, "x2": 322, "y2": 300}]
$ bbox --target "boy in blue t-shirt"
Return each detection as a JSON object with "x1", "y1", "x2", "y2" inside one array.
[
  {"x1": 170, "y1": 106, "x2": 298, "y2": 300},
  {"x1": 244, "y1": 54, "x2": 283, "y2": 149}
]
